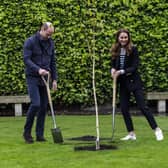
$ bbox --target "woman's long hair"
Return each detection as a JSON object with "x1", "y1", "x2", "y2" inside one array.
[{"x1": 111, "y1": 29, "x2": 133, "y2": 59}]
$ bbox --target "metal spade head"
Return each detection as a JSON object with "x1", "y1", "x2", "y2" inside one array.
[{"x1": 51, "y1": 127, "x2": 63, "y2": 143}]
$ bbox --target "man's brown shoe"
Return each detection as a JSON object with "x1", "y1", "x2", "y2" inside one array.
[
  {"x1": 23, "y1": 133, "x2": 34, "y2": 144},
  {"x1": 36, "y1": 136, "x2": 47, "y2": 142}
]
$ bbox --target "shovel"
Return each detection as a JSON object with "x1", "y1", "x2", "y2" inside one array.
[
  {"x1": 111, "y1": 76, "x2": 117, "y2": 141},
  {"x1": 42, "y1": 74, "x2": 63, "y2": 143}
]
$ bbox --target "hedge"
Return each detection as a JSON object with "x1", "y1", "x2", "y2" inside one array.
[{"x1": 0, "y1": 0, "x2": 167, "y2": 107}]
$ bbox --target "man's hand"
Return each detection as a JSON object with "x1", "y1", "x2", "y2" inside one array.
[
  {"x1": 38, "y1": 68, "x2": 49, "y2": 76},
  {"x1": 52, "y1": 80, "x2": 57, "y2": 91}
]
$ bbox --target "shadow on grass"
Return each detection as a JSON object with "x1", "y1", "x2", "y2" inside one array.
[
  {"x1": 66, "y1": 135, "x2": 118, "y2": 151},
  {"x1": 67, "y1": 135, "x2": 113, "y2": 141},
  {"x1": 74, "y1": 144, "x2": 118, "y2": 151}
]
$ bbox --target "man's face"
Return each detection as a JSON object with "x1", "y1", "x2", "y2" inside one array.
[{"x1": 42, "y1": 27, "x2": 54, "y2": 39}]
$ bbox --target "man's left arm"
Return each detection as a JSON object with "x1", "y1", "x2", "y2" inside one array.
[{"x1": 50, "y1": 42, "x2": 58, "y2": 90}]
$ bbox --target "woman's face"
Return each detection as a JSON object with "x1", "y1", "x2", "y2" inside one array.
[{"x1": 118, "y1": 32, "x2": 129, "y2": 47}]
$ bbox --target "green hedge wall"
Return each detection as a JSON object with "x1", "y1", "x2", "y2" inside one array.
[{"x1": 0, "y1": 0, "x2": 168, "y2": 106}]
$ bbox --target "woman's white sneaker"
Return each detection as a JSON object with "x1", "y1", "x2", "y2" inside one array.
[
  {"x1": 155, "y1": 128, "x2": 164, "y2": 141},
  {"x1": 120, "y1": 134, "x2": 136, "y2": 141}
]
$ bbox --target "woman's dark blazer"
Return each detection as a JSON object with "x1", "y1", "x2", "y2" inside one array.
[{"x1": 112, "y1": 45, "x2": 143, "y2": 91}]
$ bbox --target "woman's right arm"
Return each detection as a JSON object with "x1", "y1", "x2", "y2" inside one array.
[{"x1": 111, "y1": 58, "x2": 117, "y2": 78}]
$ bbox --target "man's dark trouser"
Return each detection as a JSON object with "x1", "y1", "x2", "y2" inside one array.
[{"x1": 24, "y1": 77, "x2": 48, "y2": 138}]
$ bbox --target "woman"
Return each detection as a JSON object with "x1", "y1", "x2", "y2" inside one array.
[{"x1": 111, "y1": 28, "x2": 163, "y2": 141}]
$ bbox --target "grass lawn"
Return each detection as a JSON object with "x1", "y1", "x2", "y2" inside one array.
[{"x1": 0, "y1": 114, "x2": 168, "y2": 168}]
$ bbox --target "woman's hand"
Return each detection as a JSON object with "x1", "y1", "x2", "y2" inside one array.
[
  {"x1": 111, "y1": 68, "x2": 116, "y2": 78},
  {"x1": 111, "y1": 69, "x2": 121, "y2": 79},
  {"x1": 113, "y1": 70, "x2": 121, "y2": 78}
]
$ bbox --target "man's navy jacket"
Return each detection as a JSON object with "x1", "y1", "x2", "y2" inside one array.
[{"x1": 23, "y1": 32, "x2": 57, "y2": 81}]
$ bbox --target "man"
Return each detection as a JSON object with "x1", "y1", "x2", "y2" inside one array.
[{"x1": 23, "y1": 22, "x2": 57, "y2": 143}]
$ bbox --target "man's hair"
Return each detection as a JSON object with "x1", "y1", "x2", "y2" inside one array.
[{"x1": 40, "y1": 22, "x2": 53, "y2": 30}]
